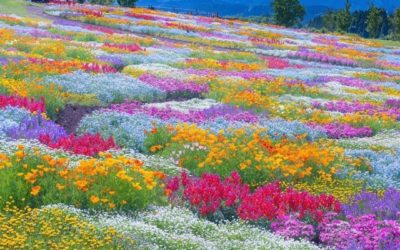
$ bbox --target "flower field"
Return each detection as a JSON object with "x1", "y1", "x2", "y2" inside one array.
[{"x1": 0, "y1": 2, "x2": 400, "y2": 249}]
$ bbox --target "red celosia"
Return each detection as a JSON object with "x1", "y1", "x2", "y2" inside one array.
[
  {"x1": 264, "y1": 56, "x2": 291, "y2": 69},
  {"x1": 81, "y1": 63, "x2": 118, "y2": 73},
  {"x1": 125, "y1": 12, "x2": 156, "y2": 21},
  {"x1": 0, "y1": 95, "x2": 45, "y2": 113},
  {"x1": 39, "y1": 133, "x2": 118, "y2": 156},
  {"x1": 83, "y1": 24, "x2": 117, "y2": 35},
  {"x1": 166, "y1": 171, "x2": 341, "y2": 221}
]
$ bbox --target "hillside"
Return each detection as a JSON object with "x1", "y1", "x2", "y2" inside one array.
[{"x1": 0, "y1": 2, "x2": 400, "y2": 249}]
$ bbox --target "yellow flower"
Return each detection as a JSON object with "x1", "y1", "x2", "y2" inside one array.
[
  {"x1": 56, "y1": 183, "x2": 65, "y2": 190},
  {"x1": 30, "y1": 186, "x2": 41, "y2": 196},
  {"x1": 239, "y1": 162, "x2": 248, "y2": 170},
  {"x1": 132, "y1": 182, "x2": 142, "y2": 190}
]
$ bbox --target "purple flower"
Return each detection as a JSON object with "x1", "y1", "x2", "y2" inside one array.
[
  {"x1": 186, "y1": 68, "x2": 274, "y2": 81},
  {"x1": 139, "y1": 73, "x2": 209, "y2": 98},
  {"x1": 105, "y1": 102, "x2": 259, "y2": 124},
  {"x1": 319, "y1": 214, "x2": 400, "y2": 250},
  {"x1": 316, "y1": 76, "x2": 382, "y2": 92},
  {"x1": 309, "y1": 122, "x2": 373, "y2": 139},
  {"x1": 7, "y1": 115, "x2": 67, "y2": 141},
  {"x1": 342, "y1": 189, "x2": 400, "y2": 220},
  {"x1": 271, "y1": 216, "x2": 315, "y2": 240},
  {"x1": 314, "y1": 100, "x2": 400, "y2": 120}
]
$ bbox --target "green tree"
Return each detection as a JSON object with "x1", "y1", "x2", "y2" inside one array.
[
  {"x1": 272, "y1": 0, "x2": 305, "y2": 27},
  {"x1": 322, "y1": 10, "x2": 339, "y2": 31},
  {"x1": 392, "y1": 9, "x2": 400, "y2": 40},
  {"x1": 366, "y1": 5, "x2": 384, "y2": 38},
  {"x1": 89, "y1": 0, "x2": 114, "y2": 5},
  {"x1": 117, "y1": 0, "x2": 137, "y2": 7},
  {"x1": 338, "y1": 0, "x2": 352, "y2": 32}
]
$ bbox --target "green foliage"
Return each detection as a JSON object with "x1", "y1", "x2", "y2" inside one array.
[
  {"x1": 89, "y1": 0, "x2": 114, "y2": 5},
  {"x1": 366, "y1": 5, "x2": 384, "y2": 38},
  {"x1": 308, "y1": 0, "x2": 394, "y2": 40},
  {"x1": 272, "y1": 0, "x2": 305, "y2": 27},
  {"x1": 0, "y1": 0, "x2": 28, "y2": 17},
  {"x1": 391, "y1": 9, "x2": 400, "y2": 40},
  {"x1": 117, "y1": 0, "x2": 137, "y2": 7},
  {"x1": 322, "y1": 10, "x2": 339, "y2": 32},
  {"x1": 337, "y1": 0, "x2": 352, "y2": 32}
]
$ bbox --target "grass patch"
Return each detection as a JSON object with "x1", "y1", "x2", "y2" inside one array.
[
  {"x1": 0, "y1": 0, "x2": 29, "y2": 16},
  {"x1": 375, "y1": 39, "x2": 400, "y2": 48}
]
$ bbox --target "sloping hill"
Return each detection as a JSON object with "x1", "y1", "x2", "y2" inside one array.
[{"x1": 0, "y1": 2, "x2": 399, "y2": 249}]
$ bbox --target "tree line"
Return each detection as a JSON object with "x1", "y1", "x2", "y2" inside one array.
[
  {"x1": 272, "y1": 0, "x2": 400, "y2": 40},
  {"x1": 75, "y1": 0, "x2": 137, "y2": 7}
]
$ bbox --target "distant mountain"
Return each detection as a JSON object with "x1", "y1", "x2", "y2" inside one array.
[{"x1": 136, "y1": 0, "x2": 400, "y2": 19}]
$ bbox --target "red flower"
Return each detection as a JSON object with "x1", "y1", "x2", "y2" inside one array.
[
  {"x1": 166, "y1": 171, "x2": 341, "y2": 224},
  {"x1": 39, "y1": 133, "x2": 118, "y2": 156}
]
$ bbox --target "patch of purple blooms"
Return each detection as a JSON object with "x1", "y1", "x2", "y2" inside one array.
[
  {"x1": 385, "y1": 99, "x2": 400, "y2": 108},
  {"x1": 312, "y1": 36, "x2": 349, "y2": 49},
  {"x1": 7, "y1": 115, "x2": 67, "y2": 141},
  {"x1": 316, "y1": 76, "x2": 382, "y2": 92},
  {"x1": 289, "y1": 51, "x2": 357, "y2": 67},
  {"x1": 271, "y1": 216, "x2": 315, "y2": 240},
  {"x1": 309, "y1": 122, "x2": 373, "y2": 139},
  {"x1": 313, "y1": 100, "x2": 400, "y2": 119},
  {"x1": 342, "y1": 189, "x2": 400, "y2": 220},
  {"x1": 105, "y1": 102, "x2": 260, "y2": 123},
  {"x1": 186, "y1": 68, "x2": 274, "y2": 80},
  {"x1": 96, "y1": 55, "x2": 125, "y2": 69},
  {"x1": 139, "y1": 73, "x2": 209, "y2": 98},
  {"x1": 319, "y1": 213, "x2": 400, "y2": 250}
]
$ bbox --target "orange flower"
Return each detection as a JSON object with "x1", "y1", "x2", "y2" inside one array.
[
  {"x1": 15, "y1": 150, "x2": 25, "y2": 159},
  {"x1": 30, "y1": 186, "x2": 41, "y2": 196},
  {"x1": 149, "y1": 145, "x2": 163, "y2": 153},
  {"x1": 90, "y1": 195, "x2": 100, "y2": 204},
  {"x1": 58, "y1": 169, "x2": 68, "y2": 179},
  {"x1": 164, "y1": 188, "x2": 172, "y2": 196},
  {"x1": 24, "y1": 172, "x2": 37, "y2": 184},
  {"x1": 75, "y1": 179, "x2": 89, "y2": 192}
]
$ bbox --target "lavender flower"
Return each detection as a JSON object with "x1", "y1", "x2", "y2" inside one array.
[
  {"x1": 6, "y1": 115, "x2": 67, "y2": 141},
  {"x1": 342, "y1": 189, "x2": 400, "y2": 220}
]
